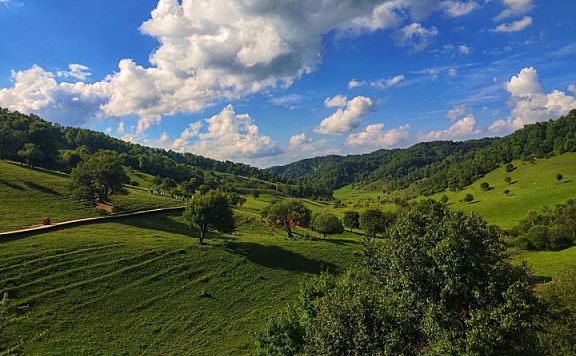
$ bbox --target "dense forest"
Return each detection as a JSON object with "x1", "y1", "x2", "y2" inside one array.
[
  {"x1": 269, "y1": 109, "x2": 576, "y2": 196},
  {"x1": 0, "y1": 108, "x2": 331, "y2": 198}
]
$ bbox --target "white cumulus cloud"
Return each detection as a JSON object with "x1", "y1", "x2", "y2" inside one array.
[
  {"x1": 346, "y1": 123, "x2": 410, "y2": 150},
  {"x1": 324, "y1": 94, "x2": 348, "y2": 108},
  {"x1": 489, "y1": 67, "x2": 576, "y2": 132},
  {"x1": 422, "y1": 115, "x2": 481, "y2": 140},
  {"x1": 172, "y1": 105, "x2": 282, "y2": 161},
  {"x1": 315, "y1": 96, "x2": 374, "y2": 134}
]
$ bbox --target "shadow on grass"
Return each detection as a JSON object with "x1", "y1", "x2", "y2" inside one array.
[
  {"x1": 118, "y1": 214, "x2": 234, "y2": 242},
  {"x1": 23, "y1": 180, "x2": 62, "y2": 196},
  {"x1": 0, "y1": 179, "x2": 25, "y2": 191},
  {"x1": 319, "y1": 238, "x2": 358, "y2": 246},
  {"x1": 529, "y1": 275, "x2": 552, "y2": 284},
  {"x1": 223, "y1": 241, "x2": 338, "y2": 274}
]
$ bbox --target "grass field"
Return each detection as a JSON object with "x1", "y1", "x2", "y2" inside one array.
[
  {"x1": 0, "y1": 161, "x2": 182, "y2": 232},
  {"x1": 512, "y1": 245, "x2": 576, "y2": 280},
  {"x1": 334, "y1": 153, "x2": 576, "y2": 229},
  {"x1": 0, "y1": 212, "x2": 360, "y2": 355}
]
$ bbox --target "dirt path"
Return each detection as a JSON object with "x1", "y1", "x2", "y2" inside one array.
[{"x1": 0, "y1": 206, "x2": 186, "y2": 240}]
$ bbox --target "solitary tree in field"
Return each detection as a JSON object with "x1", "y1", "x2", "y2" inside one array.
[
  {"x1": 480, "y1": 182, "x2": 490, "y2": 191},
  {"x1": 505, "y1": 163, "x2": 515, "y2": 173},
  {"x1": 69, "y1": 150, "x2": 129, "y2": 204},
  {"x1": 17, "y1": 143, "x2": 44, "y2": 167},
  {"x1": 505, "y1": 176, "x2": 512, "y2": 184},
  {"x1": 183, "y1": 190, "x2": 235, "y2": 245},
  {"x1": 343, "y1": 211, "x2": 360, "y2": 231},
  {"x1": 263, "y1": 199, "x2": 311, "y2": 238},
  {"x1": 313, "y1": 213, "x2": 344, "y2": 239},
  {"x1": 440, "y1": 195, "x2": 449, "y2": 204},
  {"x1": 504, "y1": 189, "x2": 510, "y2": 195},
  {"x1": 463, "y1": 193, "x2": 474, "y2": 203},
  {"x1": 360, "y1": 208, "x2": 395, "y2": 238},
  {"x1": 556, "y1": 174, "x2": 564, "y2": 182}
]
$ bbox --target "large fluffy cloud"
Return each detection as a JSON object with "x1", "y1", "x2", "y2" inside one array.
[
  {"x1": 346, "y1": 123, "x2": 410, "y2": 150},
  {"x1": 315, "y1": 96, "x2": 374, "y2": 134},
  {"x1": 490, "y1": 67, "x2": 576, "y2": 132},
  {"x1": 0, "y1": 0, "x2": 476, "y2": 134},
  {"x1": 0, "y1": 65, "x2": 109, "y2": 126},
  {"x1": 170, "y1": 105, "x2": 281, "y2": 160}
]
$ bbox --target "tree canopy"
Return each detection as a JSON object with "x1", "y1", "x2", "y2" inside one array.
[
  {"x1": 69, "y1": 150, "x2": 129, "y2": 204},
  {"x1": 263, "y1": 199, "x2": 311, "y2": 238},
  {"x1": 257, "y1": 200, "x2": 540, "y2": 355},
  {"x1": 312, "y1": 213, "x2": 343, "y2": 239},
  {"x1": 183, "y1": 190, "x2": 235, "y2": 244}
]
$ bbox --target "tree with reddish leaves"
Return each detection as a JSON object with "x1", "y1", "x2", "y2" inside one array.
[{"x1": 263, "y1": 199, "x2": 311, "y2": 238}]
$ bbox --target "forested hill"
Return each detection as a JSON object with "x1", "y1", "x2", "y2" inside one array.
[
  {"x1": 268, "y1": 109, "x2": 576, "y2": 195},
  {"x1": 0, "y1": 108, "x2": 285, "y2": 184}
]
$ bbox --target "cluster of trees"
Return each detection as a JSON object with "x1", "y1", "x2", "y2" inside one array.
[
  {"x1": 511, "y1": 199, "x2": 576, "y2": 251},
  {"x1": 269, "y1": 110, "x2": 576, "y2": 197},
  {"x1": 0, "y1": 108, "x2": 330, "y2": 199},
  {"x1": 256, "y1": 200, "x2": 571, "y2": 355}
]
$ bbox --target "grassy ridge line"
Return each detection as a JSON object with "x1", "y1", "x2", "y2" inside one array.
[{"x1": 0, "y1": 160, "x2": 183, "y2": 232}]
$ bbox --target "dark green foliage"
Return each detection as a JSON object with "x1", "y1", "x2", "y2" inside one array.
[
  {"x1": 480, "y1": 181, "x2": 490, "y2": 191},
  {"x1": 263, "y1": 199, "x2": 311, "y2": 238},
  {"x1": 463, "y1": 193, "x2": 474, "y2": 202},
  {"x1": 312, "y1": 213, "x2": 343, "y2": 238},
  {"x1": 228, "y1": 193, "x2": 247, "y2": 206},
  {"x1": 359, "y1": 208, "x2": 395, "y2": 238},
  {"x1": 556, "y1": 173, "x2": 563, "y2": 182},
  {"x1": 69, "y1": 150, "x2": 129, "y2": 204},
  {"x1": 505, "y1": 176, "x2": 513, "y2": 184},
  {"x1": 17, "y1": 143, "x2": 44, "y2": 167},
  {"x1": 512, "y1": 200, "x2": 576, "y2": 250},
  {"x1": 183, "y1": 190, "x2": 235, "y2": 244},
  {"x1": 440, "y1": 194, "x2": 449, "y2": 203},
  {"x1": 258, "y1": 201, "x2": 540, "y2": 355},
  {"x1": 505, "y1": 163, "x2": 516, "y2": 173},
  {"x1": 342, "y1": 211, "x2": 360, "y2": 231},
  {"x1": 504, "y1": 189, "x2": 510, "y2": 195},
  {"x1": 538, "y1": 268, "x2": 576, "y2": 355}
]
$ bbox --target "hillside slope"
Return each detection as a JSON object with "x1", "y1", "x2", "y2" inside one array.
[
  {"x1": 334, "y1": 153, "x2": 576, "y2": 229},
  {"x1": 0, "y1": 161, "x2": 182, "y2": 232},
  {"x1": 0, "y1": 213, "x2": 359, "y2": 354}
]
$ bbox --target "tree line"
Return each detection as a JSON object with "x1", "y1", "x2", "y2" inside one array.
[{"x1": 0, "y1": 108, "x2": 331, "y2": 199}]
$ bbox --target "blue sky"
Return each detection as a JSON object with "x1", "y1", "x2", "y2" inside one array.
[{"x1": 1, "y1": 0, "x2": 575, "y2": 167}]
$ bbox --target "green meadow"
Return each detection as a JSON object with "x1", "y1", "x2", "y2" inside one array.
[
  {"x1": 334, "y1": 153, "x2": 576, "y2": 229},
  {"x1": 0, "y1": 213, "x2": 359, "y2": 354},
  {"x1": 0, "y1": 161, "x2": 182, "y2": 232}
]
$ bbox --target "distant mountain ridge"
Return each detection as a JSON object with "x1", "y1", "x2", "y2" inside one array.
[{"x1": 267, "y1": 109, "x2": 576, "y2": 196}]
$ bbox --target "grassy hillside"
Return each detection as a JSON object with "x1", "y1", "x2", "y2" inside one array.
[
  {"x1": 0, "y1": 213, "x2": 360, "y2": 355},
  {"x1": 334, "y1": 153, "x2": 576, "y2": 229},
  {"x1": 0, "y1": 161, "x2": 182, "y2": 232},
  {"x1": 431, "y1": 153, "x2": 576, "y2": 229},
  {"x1": 512, "y1": 246, "x2": 576, "y2": 280}
]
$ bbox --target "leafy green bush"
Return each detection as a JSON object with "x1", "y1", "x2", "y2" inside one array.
[{"x1": 258, "y1": 200, "x2": 540, "y2": 355}]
